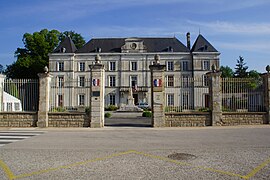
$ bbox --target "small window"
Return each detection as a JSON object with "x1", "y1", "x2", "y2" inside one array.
[
  {"x1": 57, "y1": 62, "x2": 64, "y2": 71},
  {"x1": 79, "y1": 76, "x2": 85, "y2": 87},
  {"x1": 131, "y1": 62, "x2": 137, "y2": 71},
  {"x1": 109, "y1": 62, "x2": 116, "y2": 71},
  {"x1": 109, "y1": 94, "x2": 116, "y2": 105},
  {"x1": 109, "y1": 76, "x2": 116, "y2": 87},
  {"x1": 167, "y1": 94, "x2": 174, "y2": 106},
  {"x1": 203, "y1": 61, "x2": 210, "y2": 70},
  {"x1": 182, "y1": 61, "x2": 189, "y2": 71},
  {"x1": 167, "y1": 61, "x2": 174, "y2": 71},
  {"x1": 167, "y1": 76, "x2": 174, "y2": 87},
  {"x1": 78, "y1": 94, "x2": 85, "y2": 106},
  {"x1": 79, "y1": 62, "x2": 85, "y2": 72}
]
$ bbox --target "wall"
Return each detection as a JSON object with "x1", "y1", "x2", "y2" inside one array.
[
  {"x1": 165, "y1": 112, "x2": 211, "y2": 127},
  {"x1": 48, "y1": 112, "x2": 89, "y2": 127},
  {"x1": 221, "y1": 112, "x2": 267, "y2": 126},
  {"x1": 0, "y1": 112, "x2": 37, "y2": 127}
]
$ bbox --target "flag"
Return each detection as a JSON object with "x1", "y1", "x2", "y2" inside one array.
[
  {"x1": 92, "y1": 79, "x2": 100, "y2": 86},
  {"x1": 154, "y1": 79, "x2": 162, "y2": 87}
]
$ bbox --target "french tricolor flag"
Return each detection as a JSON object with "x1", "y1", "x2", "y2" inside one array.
[
  {"x1": 92, "y1": 79, "x2": 100, "y2": 86},
  {"x1": 154, "y1": 79, "x2": 162, "y2": 87}
]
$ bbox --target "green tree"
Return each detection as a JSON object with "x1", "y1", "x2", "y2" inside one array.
[
  {"x1": 0, "y1": 64, "x2": 4, "y2": 74},
  {"x1": 59, "y1": 31, "x2": 85, "y2": 49},
  {"x1": 234, "y1": 56, "x2": 248, "y2": 78},
  {"x1": 220, "y1": 66, "x2": 234, "y2": 78},
  {"x1": 5, "y1": 29, "x2": 85, "y2": 79}
]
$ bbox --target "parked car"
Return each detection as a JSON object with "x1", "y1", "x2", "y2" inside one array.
[{"x1": 137, "y1": 102, "x2": 150, "y2": 109}]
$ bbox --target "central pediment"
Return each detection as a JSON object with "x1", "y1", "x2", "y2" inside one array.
[{"x1": 121, "y1": 38, "x2": 147, "y2": 53}]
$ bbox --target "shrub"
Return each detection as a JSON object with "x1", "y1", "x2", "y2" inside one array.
[
  {"x1": 142, "y1": 111, "x2": 152, "y2": 117},
  {"x1": 85, "y1": 107, "x2": 90, "y2": 114},
  {"x1": 105, "y1": 112, "x2": 112, "y2": 118},
  {"x1": 105, "y1": 105, "x2": 118, "y2": 111},
  {"x1": 51, "y1": 107, "x2": 66, "y2": 112}
]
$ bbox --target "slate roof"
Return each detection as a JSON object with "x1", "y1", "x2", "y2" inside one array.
[
  {"x1": 191, "y1": 34, "x2": 218, "y2": 52},
  {"x1": 75, "y1": 37, "x2": 190, "y2": 53},
  {"x1": 53, "y1": 37, "x2": 77, "y2": 53}
]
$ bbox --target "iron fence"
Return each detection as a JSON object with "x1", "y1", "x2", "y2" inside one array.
[
  {"x1": 222, "y1": 78, "x2": 265, "y2": 112},
  {"x1": 164, "y1": 77, "x2": 210, "y2": 112},
  {"x1": 3, "y1": 79, "x2": 39, "y2": 111},
  {"x1": 49, "y1": 78, "x2": 91, "y2": 112}
]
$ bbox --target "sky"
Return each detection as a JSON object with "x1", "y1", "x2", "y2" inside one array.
[{"x1": 0, "y1": 0, "x2": 270, "y2": 72}]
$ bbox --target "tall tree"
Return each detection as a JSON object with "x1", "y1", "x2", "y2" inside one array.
[
  {"x1": 234, "y1": 56, "x2": 248, "y2": 78},
  {"x1": 59, "y1": 31, "x2": 85, "y2": 49},
  {"x1": 5, "y1": 29, "x2": 85, "y2": 78},
  {"x1": 0, "y1": 64, "x2": 4, "y2": 74},
  {"x1": 220, "y1": 66, "x2": 234, "y2": 78}
]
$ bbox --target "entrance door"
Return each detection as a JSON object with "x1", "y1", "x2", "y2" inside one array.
[{"x1": 133, "y1": 94, "x2": 138, "y2": 105}]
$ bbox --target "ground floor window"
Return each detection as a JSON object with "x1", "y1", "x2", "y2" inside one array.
[
  {"x1": 58, "y1": 94, "x2": 63, "y2": 107},
  {"x1": 78, "y1": 94, "x2": 85, "y2": 106},
  {"x1": 109, "y1": 94, "x2": 116, "y2": 105},
  {"x1": 167, "y1": 94, "x2": 174, "y2": 106}
]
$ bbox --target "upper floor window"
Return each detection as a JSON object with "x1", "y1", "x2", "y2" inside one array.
[
  {"x1": 131, "y1": 62, "x2": 137, "y2": 71},
  {"x1": 79, "y1": 76, "x2": 85, "y2": 87},
  {"x1": 167, "y1": 75, "x2": 174, "y2": 87},
  {"x1": 79, "y1": 62, "x2": 85, "y2": 72},
  {"x1": 203, "y1": 60, "x2": 210, "y2": 70},
  {"x1": 109, "y1": 62, "x2": 116, "y2": 71},
  {"x1": 57, "y1": 62, "x2": 64, "y2": 71},
  {"x1": 109, "y1": 76, "x2": 116, "y2": 87},
  {"x1": 130, "y1": 76, "x2": 137, "y2": 88},
  {"x1": 167, "y1": 61, "x2": 174, "y2": 71},
  {"x1": 182, "y1": 61, "x2": 189, "y2": 71}
]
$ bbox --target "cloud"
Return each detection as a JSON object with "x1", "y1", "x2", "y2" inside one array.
[{"x1": 187, "y1": 20, "x2": 270, "y2": 35}]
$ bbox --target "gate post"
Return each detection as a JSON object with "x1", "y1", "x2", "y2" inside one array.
[
  {"x1": 37, "y1": 69, "x2": 52, "y2": 128},
  {"x1": 206, "y1": 69, "x2": 222, "y2": 126},
  {"x1": 89, "y1": 55, "x2": 105, "y2": 128},
  {"x1": 0, "y1": 74, "x2": 6, "y2": 112},
  {"x1": 262, "y1": 66, "x2": 270, "y2": 124},
  {"x1": 149, "y1": 55, "x2": 166, "y2": 127}
]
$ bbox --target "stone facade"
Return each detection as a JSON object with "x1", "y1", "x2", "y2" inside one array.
[
  {"x1": 48, "y1": 112, "x2": 89, "y2": 127},
  {"x1": 221, "y1": 112, "x2": 267, "y2": 126},
  {"x1": 165, "y1": 112, "x2": 210, "y2": 127},
  {"x1": 0, "y1": 112, "x2": 37, "y2": 127}
]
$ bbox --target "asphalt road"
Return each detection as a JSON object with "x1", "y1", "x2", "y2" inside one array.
[{"x1": 0, "y1": 125, "x2": 270, "y2": 180}]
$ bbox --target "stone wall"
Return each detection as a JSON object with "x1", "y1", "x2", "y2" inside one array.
[
  {"x1": 165, "y1": 112, "x2": 211, "y2": 127},
  {"x1": 221, "y1": 112, "x2": 267, "y2": 126},
  {"x1": 0, "y1": 112, "x2": 37, "y2": 127},
  {"x1": 48, "y1": 112, "x2": 89, "y2": 127}
]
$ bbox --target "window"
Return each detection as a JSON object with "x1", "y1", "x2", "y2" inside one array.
[
  {"x1": 79, "y1": 76, "x2": 85, "y2": 87},
  {"x1": 167, "y1": 94, "x2": 174, "y2": 106},
  {"x1": 167, "y1": 75, "x2": 174, "y2": 87},
  {"x1": 58, "y1": 76, "x2": 64, "y2": 87},
  {"x1": 79, "y1": 62, "x2": 85, "y2": 72},
  {"x1": 182, "y1": 75, "x2": 189, "y2": 87},
  {"x1": 7, "y1": 103, "x2": 12, "y2": 111},
  {"x1": 109, "y1": 62, "x2": 116, "y2": 71},
  {"x1": 182, "y1": 61, "x2": 189, "y2": 71},
  {"x1": 131, "y1": 62, "x2": 137, "y2": 71},
  {"x1": 203, "y1": 61, "x2": 210, "y2": 70},
  {"x1": 182, "y1": 93, "x2": 189, "y2": 107},
  {"x1": 57, "y1": 62, "x2": 64, "y2": 71},
  {"x1": 109, "y1": 94, "x2": 116, "y2": 105},
  {"x1": 130, "y1": 76, "x2": 137, "y2": 88},
  {"x1": 203, "y1": 75, "x2": 209, "y2": 86},
  {"x1": 109, "y1": 76, "x2": 116, "y2": 87},
  {"x1": 14, "y1": 103, "x2": 20, "y2": 111},
  {"x1": 78, "y1": 94, "x2": 85, "y2": 106},
  {"x1": 167, "y1": 61, "x2": 174, "y2": 71},
  {"x1": 58, "y1": 94, "x2": 63, "y2": 107}
]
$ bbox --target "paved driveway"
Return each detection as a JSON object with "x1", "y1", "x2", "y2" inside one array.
[{"x1": 0, "y1": 126, "x2": 270, "y2": 179}]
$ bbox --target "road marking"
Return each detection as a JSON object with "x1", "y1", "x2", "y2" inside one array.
[
  {"x1": 0, "y1": 160, "x2": 15, "y2": 180},
  {"x1": 0, "y1": 150, "x2": 269, "y2": 179},
  {"x1": 243, "y1": 157, "x2": 270, "y2": 179}
]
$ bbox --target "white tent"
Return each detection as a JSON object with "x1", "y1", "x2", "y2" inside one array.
[{"x1": 3, "y1": 91, "x2": 22, "y2": 111}]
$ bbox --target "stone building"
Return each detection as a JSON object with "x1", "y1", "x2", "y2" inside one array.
[{"x1": 49, "y1": 33, "x2": 220, "y2": 109}]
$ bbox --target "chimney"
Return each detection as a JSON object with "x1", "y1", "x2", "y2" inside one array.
[{"x1": 186, "y1": 32, "x2": 191, "y2": 50}]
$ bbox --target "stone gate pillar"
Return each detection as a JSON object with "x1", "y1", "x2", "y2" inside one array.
[
  {"x1": 0, "y1": 74, "x2": 6, "y2": 112},
  {"x1": 89, "y1": 55, "x2": 105, "y2": 128},
  {"x1": 37, "y1": 70, "x2": 52, "y2": 128},
  {"x1": 262, "y1": 68, "x2": 270, "y2": 124},
  {"x1": 149, "y1": 54, "x2": 166, "y2": 127},
  {"x1": 207, "y1": 70, "x2": 222, "y2": 126}
]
